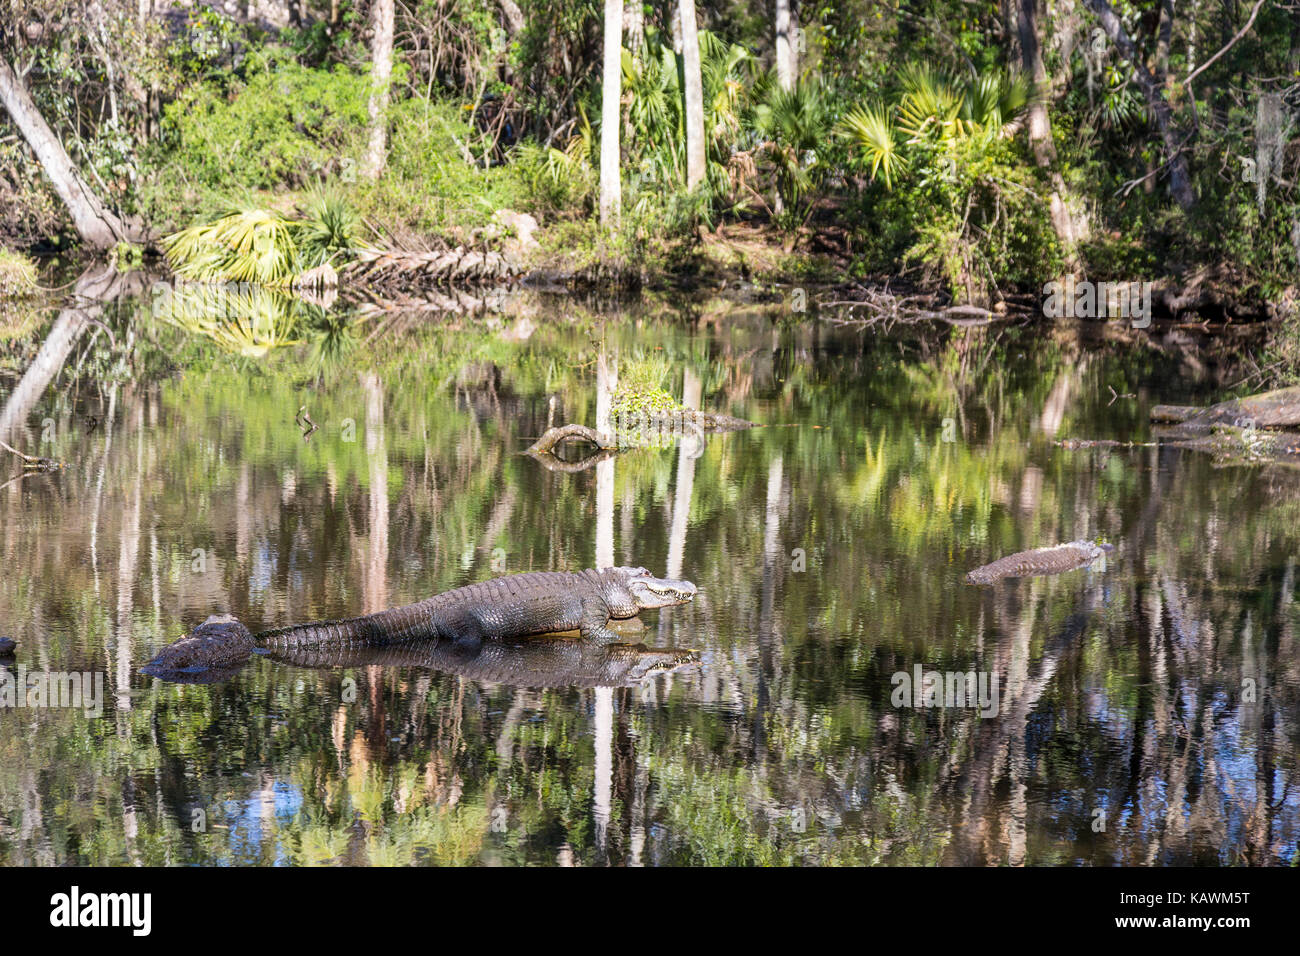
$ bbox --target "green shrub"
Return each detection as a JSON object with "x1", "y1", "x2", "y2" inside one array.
[{"x1": 156, "y1": 50, "x2": 374, "y2": 191}]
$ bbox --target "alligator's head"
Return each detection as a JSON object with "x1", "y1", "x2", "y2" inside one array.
[
  {"x1": 611, "y1": 646, "x2": 702, "y2": 683},
  {"x1": 600, "y1": 567, "x2": 697, "y2": 616},
  {"x1": 141, "y1": 615, "x2": 255, "y2": 678}
]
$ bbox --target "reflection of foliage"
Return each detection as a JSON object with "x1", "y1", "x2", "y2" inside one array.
[
  {"x1": 0, "y1": 248, "x2": 38, "y2": 298},
  {"x1": 154, "y1": 282, "x2": 305, "y2": 357},
  {"x1": 4, "y1": 297, "x2": 1299, "y2": 866}
]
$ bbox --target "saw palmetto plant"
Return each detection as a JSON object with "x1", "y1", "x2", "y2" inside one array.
[
  {"x1": 840, "y1": 62, "x2": 1032, "y2": 189},
  {"x1": 162, "y1": 194, "x2": 363, "y2": 286}
]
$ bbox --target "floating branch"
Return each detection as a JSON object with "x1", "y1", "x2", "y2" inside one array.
[{"x1": 0, "y1": 438, "x2": 64, "y2": 471}]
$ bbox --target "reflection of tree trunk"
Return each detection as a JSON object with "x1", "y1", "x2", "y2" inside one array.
[
  {"x1": 595, "y1": 352, "x2": 617, "y2": 571},
  {"x1": 0, "y1": 264, "x2": 121, "y2": 441},
  {"x1": 0, "y1": 57, "x2": 135, "y2": 248},
  {"x1": 593, "y1": 352, "x2": 617, "y2": 859},
  {"x1": 1036, "y1": 356, "x2": 1085, "y2": 435},
  {"x1": 754, "y1": 455, "x2": 783, "y2": 756},
  {"x1": 362, "y1": 373, "x2": 388, "y2": 614},
  {"x1": 593, "y1": 685, "x2": 614, "y2": 860},
  {"x1": 666, "y1": 368, "x2": 701, "y2": 581},
  {"x1": 114, "y1": 396, "x2": 144, "y2": 711},
  {"x1": 362, "y1": 373, "x2": 389, "y2": 749}
]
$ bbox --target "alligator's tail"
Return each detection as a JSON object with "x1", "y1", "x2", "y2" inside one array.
[{"x1": 256, "y1": 600, "x2": 444, "y2": 649}]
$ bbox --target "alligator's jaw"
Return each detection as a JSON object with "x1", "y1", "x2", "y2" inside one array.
[{"x1": 625, "y1": 571, "x2": 698, "y2": 610}]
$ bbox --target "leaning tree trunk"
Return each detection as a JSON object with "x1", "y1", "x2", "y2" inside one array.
[
  {"x1": 0, "y1": 56, "x2": 133, "y2": 249},
  {"x1": 599, "y1": 0, "x2": 624, "y2": 226},
  {"x1": 1017, "y1": 0, "x2": 1087, "y2": 267},
  {"x1": 1082, "y1": 0, "x2": 1195, "y2": 210},
  {"x1": 362, "y1": 0, "x2": 395, "y2": 179},
  {"x1": 680, "y1": 0, "x2": 706, "y2": 190},
  {"x1": 774, "y1": 0, "x2": 798, "y2": 91}
]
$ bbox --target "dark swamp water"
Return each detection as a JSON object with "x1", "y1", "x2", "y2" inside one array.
[{"x1": 1, "y1": 272, "x2": 1297, "y2": 866}]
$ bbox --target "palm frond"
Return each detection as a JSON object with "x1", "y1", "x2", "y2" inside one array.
[{"x1": 840, "y1": 104, "x2": 908, "y2": 189}]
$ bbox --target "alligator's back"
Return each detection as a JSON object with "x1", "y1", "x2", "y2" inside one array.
[
  {"x1": 966, "y1": 540, "x2": 1112, "y2": 585},
  {"x1": 257, "y1": 571, "x2": 594, "y2": 649}
]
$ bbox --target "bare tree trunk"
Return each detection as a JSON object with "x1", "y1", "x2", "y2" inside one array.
[
  {"x1": 623, "y1": 0, "x2": 645, "y2": 52},
  {"x1": 1083, "y1": 0, "x2": 1195, "y2": 209},
  {"x1": 600, "y1": 0, "x2": 623, "y2": 226},
  {"x1": 775, "y1": 0, "x2": 799, "y2": 90},
  {"x1": 1017, "y1": 0, "x2": 1087, "y2": 266},
  {"x1": 362, "y1": 0, "x2": 395, "y2": 179},
  {"x1": 0, "y1": 56, "x2": 133, "y2": 249},
  {"x1": 499, "y1": 0, "x2": 525, "y2": 37},
  {"x1": 680, "y1": 0, "x2": 706, "y2": 190}
]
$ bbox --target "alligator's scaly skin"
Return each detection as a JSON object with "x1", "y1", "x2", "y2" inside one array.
[
  {"x1": 966, "y1": 540, "x2": 1113, "y2": 585},
  {"x1": 142, "y1": 567, "x2": 696, "y2": 679},
  {"x1": 267, "y1": 637, "x2": 699, "y2": 688},
  {"x1": 258, "y1": 570, "x2": 639, "y2": 649}
]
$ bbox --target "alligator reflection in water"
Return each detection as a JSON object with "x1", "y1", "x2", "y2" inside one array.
[{"x1": 267, "y1": 636, "x2": 700, "y2": 688}]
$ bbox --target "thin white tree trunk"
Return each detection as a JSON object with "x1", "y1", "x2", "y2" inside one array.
[
  {"x1": 362, "y1": 0, "x2": 395, "y2": 179},
  {"x1": 680, "y1": 0, "x2": 706, "y2": 190},
  {"x1": 599, "y1": 0, "x2": 624, "y2": 226},
  {"x1": 775, "y1": 0, "x2": 798, "y2": 90},
  {"x1": 0, "y1": 56, "x2": 132, "y2": 249},
  {"x1": 623, "y1": 0, "x2": 644, "y2": 52}
]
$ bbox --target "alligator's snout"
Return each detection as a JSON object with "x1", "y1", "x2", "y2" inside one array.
[
  {"x1": 141, "y1": 615, "x2": 255, "y2": 676},
  {"x1": 626, "y1": 573, "x2": 697, "y2": 609},
  {"x1": 624, "y1": 647, "x2": 702, "y2": 681}
]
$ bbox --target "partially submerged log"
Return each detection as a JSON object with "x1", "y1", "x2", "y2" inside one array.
[
  {"x1": 967, "y1": 540, "x2": 1113, "y2": 585},
  {"x1": 340, "y1": 246, "x2": 522, "y2": 289},
  {"x1": 526, "y1": 423, "x2": 613, "y2": 456},
  {"x1": 1149, "y1": 386, "x2": 1300, "y2": 431},
  {"x1": 526, "y1": 409, "x2": 756, "y2": 468}
]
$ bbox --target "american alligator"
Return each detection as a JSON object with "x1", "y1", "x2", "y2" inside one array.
[
  {"x1": 966, "y1": 540, "x2": 1113, "y2": 585},
  {"x1": 141, "y1": 567, "x2": 696, "y2": 677},
  {"x1": 266, "y1": 636, "x2": 699, "y2": 688}
]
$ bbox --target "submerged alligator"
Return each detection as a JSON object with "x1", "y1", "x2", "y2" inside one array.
[
  {"x1": 142, "y1": 567, "x2": 697, "y2": 678},
  {"x1": 966, "y1": 540, "x2": 1113, "y2": 585}
]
